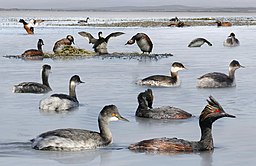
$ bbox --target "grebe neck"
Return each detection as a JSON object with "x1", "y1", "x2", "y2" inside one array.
[
  {"x1": 42, "y1": 70, "x2": 50, "y2": 88},
  {"x1": 69, "y1": 82, "x2": 77, "y2": 100},
  {"x1": 98, "y1": 117, "x2": 112, "y2": 145},
  {"x1": 198, "y1": 124, "x2": 214, "y2": 150},
  {"x1": 37, "y1": 43, "x2": 43, "y2": 52},
  {"x1": 228, "y1": 67, "x2": 236, "y2": 81}
]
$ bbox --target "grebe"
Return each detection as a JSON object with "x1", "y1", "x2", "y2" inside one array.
[
  {"x1": 39, "y1": 75, "x2": 84, "y2": 111},
  {"x1": 31, "y1": 105, "x2": 129, "y2": 151},
  {"x1": 53, "y1": 35, "x2": 75, "y2": 53},
  {"x1": 20, "y1": 39, "x2": 44, "y2": 60},
  {"x1": 78, "y1": 17, "x2": 89, "y2": 24},
  {"x1": 188, "y1": 38, "x2": 212, "y2": 47},
  {"x1": 137, "y1": 62, "x2": 186, "y2": 87},
  {"x1": 19, "y1": 19, "x2": 44, "y2": 34},
  {"x1": 13, "y1": 64, "x2": 52, "y2": 93},
  {"x1": 223, "y1": 33, "x2": 239, "y2": 47},
  {"x1": 197, "y1": 60, "x2": 244, "y2": 88},
  {"x1": 215, "y1": 21, "x2": 232, "y2": 27},
  {"x1": 125, "y1": 33, "x2": 153, "y2": 54},
  {"x1": 78, "y1": 31, "x2": 124, "y2": 54},
  {"x1": 129, "y1": 96, "x2": 235, "y2": 153},
  {"x1": 136, "y1": 89, "x2": 192, "y2": 119}
]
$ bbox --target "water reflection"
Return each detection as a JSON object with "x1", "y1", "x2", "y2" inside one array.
[{"x1": 199, "y1": 151, "x2": 213, "y2": 166}]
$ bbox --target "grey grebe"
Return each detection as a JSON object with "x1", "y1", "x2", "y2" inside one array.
[
  {"x1": 125, "y1": 33, "x2": 153, "y2": 54},
  {"x1": 137, "y1": 62, "x2": 186, "y2": 87},
  {"x1": 223, "y1": 32, "x2": 239, "y2": 47},
  {"x1": 20, "y1": 39, "x2": 44, "y2": 60},
  {"x1": 188, "y1": 38, "x2": 212, "y2": 47},
  {"x1": 197, "y1": 60, "x2": 244, "y2": 88},
  {"x1": 215, "y1": 20, "x2": 232, "y2": 27},
  {"x1": 39, "y1": 75, "x2": 84, "y2": 111},
  {"x1": 78, "y1": 31, "x2": 124, "y2": 54},
  {"x1": 31, "y1": 105, "x2": 129, "y2": 151},
  {"x1": 13, "y1": 64, "x2": 52, "y2": 93},
  {"x1": 129, "y1": 96, "x2": 235, "y2": 153},
  {"x1": 78, "y1": 17, "x2": 89, "y2": 24},
  {"x1": 136, "y1": 89, "x2": 192, "y2": 119},
  {"x1": 53, "y1": 35, "x2": 75, "y2": 53}
]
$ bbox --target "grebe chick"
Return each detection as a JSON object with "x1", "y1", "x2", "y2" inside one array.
[
  {"x1": 53, "y1": 35, "x2": 75, "y2": 53},
  {"x1": 197, "y1": 60, "x2": 244, "y2": 88},
  {"x1": 136, "y1": 89, "x2": 192, "y2": 119},
  {"x1": 78, "y1": 31, "x2": 124, "y2": 54},
  {"x1": 188, "y1": 38, "x2": 212, "y2": 47},
  {"x1": 137, "y1": 62, "x2": 186, "y2": 87},
  {"x1": 39, "y1": 75, "x2": 84, "y2": 111},
  {"x1": 13, "y1": 64, "x2": 52, "y2": 93},
  {"x1": 20, "y1": 39, "x2": 44, "y2": 60},
  {"x1": 223, "y1": 32, "x2": 240, "y2": 47},
  {"x1": 31, "y1": 105, "x2": 129, "y2": 151},
  {"x1": 125, "y1": 33, "x2": 153, "y2": 54},
  {"x1": 129, "y1": 96, "x2": 236, "y2": 153}
]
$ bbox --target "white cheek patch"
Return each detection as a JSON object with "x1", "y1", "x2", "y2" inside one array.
[
  {"x1": 171, "y1": 66, "x2": 184, "y2": 73},
  {"x1": 71, "y1": 81, "x2": 78, "y2": 87},
  {"x1": 109, "y1": 116, "x2": 119, "y2": 122}
]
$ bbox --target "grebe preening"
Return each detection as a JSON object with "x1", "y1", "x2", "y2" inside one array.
[
  {"x1": 13, "y1": 64, "x2": 52, "y2": 93},
  {"x1": 129, "y1": 96, "x2": 235, "y2": 153},
  {"x1": 31, "y1": 105, "x2": 129, "y2": 151},
  {"x1": 125, "y1": 33, "x2": 153, "y2": 54},
  {"x1": 197, "y1": 60, "x2": 244, "y2": 88},
  {"x1": 223, "y1": 32, "x2": 239, "y2": 47},
  {"x1": 136, "y1": 89, "x2": 192, "y2": 119}
]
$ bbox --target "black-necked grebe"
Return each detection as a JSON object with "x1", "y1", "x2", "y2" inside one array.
[
  {"x1": 215, "y1": 20, "x2": 232, "y2": 27},
  {"x1": 129, "y1": 96, "x2": 235, "y2": 153},
  {"x1": 136, "y1": 89, "x2": 192, "y2": 119},
  {"x1": 31, "y1": 105, "x2": 128, "y2": 151},
  {"x1": 20, "y1": 39, "x2": 44, "y2": 60},
  {"x1": 188, "y1": 38, "x2": 212, "y2": 47},
  {"x1": 53, "y1": 35, "x2": 75, "y2": 53},
  {"x1": 39, "y1": 75, "x2": 84, "y2": 111},
  {"x1": 137, "y1": 62, "x2": 186, "y2": 87},
  {"x1": 197, "y1": 60, "x2": 244, "y2": 88},
  {"x1": 19, "y1": 19, "x2": 44, "y2": 34},
  {"x1": 13, "y1": 64, "x2": 52, "y2": 93},
  {"x1": 78, "y1": 17, "x2": 89, "y2": 24},
  {"x1": 223, "y1": 32, "x2": 239, "y2": 47},
  {"x1": 78, "y1": 31, "x2": 124, "y2": 54},
  {"x1": 125, "y1": 33, "x2": 153, "y2": 54}
]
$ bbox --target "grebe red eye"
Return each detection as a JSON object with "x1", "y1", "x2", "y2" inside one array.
[{"x1": 215, "y1": 109, "x2": 220, "y2": 113}]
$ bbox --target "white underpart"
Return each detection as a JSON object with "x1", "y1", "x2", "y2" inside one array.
[
  {"x1": 39, "y1": 97, "x2": 78, "y2": 111},
  {"x1": 96, "y1": 42, "x2": 108, "y2": 54}
]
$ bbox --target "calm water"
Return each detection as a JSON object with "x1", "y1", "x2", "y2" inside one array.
[{"x1": 0, "y1": 11, "x2": 256, "y2": 165}]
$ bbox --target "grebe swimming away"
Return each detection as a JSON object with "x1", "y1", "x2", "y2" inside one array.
[
  {"x1": 129, "y1": 96, "x2": 235, "y2": 153},
  {"x1": 31, "y1": 105, "x2": 129, "y2": 151}
]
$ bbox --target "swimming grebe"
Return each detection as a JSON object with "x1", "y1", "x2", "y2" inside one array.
[
  {"x1": 20, "y1": 39, "x2": 44, "y2": 60},
  {"x1": 188, "y1": 38, "x2": 212, "y2": 47},
  {"x1": 197, "y1": 60, "x2": 244, "y2": 88},
  {"x1": 136, "y1": 89, "x2": 192, "y2": 119},
  {"x1": 78, "y1": 31, "x2": 124, "y2": 54},
  {"x1": 129, "y1": 96, "x2": 235, "y2": 153},
  {"x1": 19, "y1": 19, "x2": 44, "y2": 34},
  {"x1": 53, "y1": 35, "x2": 75, "y2": 53},
  {"x1": 137, "y1": 62, "x2": 186, "y2": 87},
  {"x1": 31, "y1": 105, "x2": 129, "y2": 151},
  {"x1": 215, "y1": 20, "x2": 232, "y2": 27},
  {"x1": 39, "y1": 75, "x2": 84, "y2": 111},
  {"x1": 13, "y1": 64, "x2": 52, "y2": 93},
  {"x1": 223, "y1": 33, "x2": 240, "y2": 47},
  {"x1": 125, "y1": 33, "x2": 153, "y2": 54},
  {"x1": 78, "y1": 17, "x2": 89, "y2": 24}
]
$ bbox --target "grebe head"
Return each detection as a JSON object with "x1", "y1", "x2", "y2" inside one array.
[
  {"x1": 42, "y1": 64, "x2": 51, "y2": 75},
  {"x1": 200, "y1": 96, "x2": 235, "y2": 125},
  {"x1": 229, "y1": 60, "x2": 244, "y2": 71},
  {"x1": 19, "y1": 19, "x2": 25, "y2": 23},
  {"x1": 228, "y1": 33, "x2": 236, "y2": 37},
  {"x1": 98, "y1": 31, "x2": 103, "y2": 38},
  {"x1": 125, "y1": 39, "x2": 135, "y2": 45},
  {"x1": 70, "y1": 75, "x2": 84, "y2": 86},
  {"x1": 171, "y1": 62, "x2": 186, "y2": 73},
  {"x1": 66, "y1": 35, "x2": 75, "y2": 44},
  {"x1": 99, "y1": 105, "x2": 129, "y2": 122}
]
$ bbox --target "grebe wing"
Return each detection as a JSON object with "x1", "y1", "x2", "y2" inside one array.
[{"x1": 78, "y1": 32, "x2": 97, "y2": 44}]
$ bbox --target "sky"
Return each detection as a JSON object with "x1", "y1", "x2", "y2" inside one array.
[{"x1": 1, "y1": 0, "x2": 256, "y2": 9}]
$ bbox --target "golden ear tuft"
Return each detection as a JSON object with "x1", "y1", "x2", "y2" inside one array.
[{"x1": 112, "y1": 113, "x2": 117, "y2": 117}]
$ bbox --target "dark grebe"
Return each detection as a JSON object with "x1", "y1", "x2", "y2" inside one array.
[
  {"x1": 223, "y1": 32, "x2": 240, "y2": 47},
  {"x1": 137, "y1": 62, "x2": 186, "y2": 87},
  {"x1": 215, "y1": 20, "x2": 232, "y2": 27},
  {"x1": 78, "y1": 17, "x2": 90, "y2": 24},
  {"x1": 78, "y1": 31, "x2": 124, "y2": 54},
  {"x1": 39, "y1": 75, "x2": 84, "y2": 111},
  {"x1": 188, "y1": 38, "x2": 212, "y2": 47},
  {"x1": 53, "y1": 35, "x2": 75, "y2": 53},
  {"x1": 129, "y1": 96, "x2": 235, "y2": 153},
  {"x1": 31, "y1": 105, "x2": 129, "y2": 151},
  {"x1": 20, "y1": 39, "x2": 44, "y2": 60},
  {"x1": 13, "y1": 64, "x2": 52, "y2": 93},
  {"x1": 125, "y1": 33, "x2": 153, "y2": 54},
  {"x1": 136, "y1": 89, "x2": 192, "y2": 119},
  {"x1": 197, "y1": 60, "x2": 244, "y2": 88}
]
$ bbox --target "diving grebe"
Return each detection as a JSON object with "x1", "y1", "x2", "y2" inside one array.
[
  {"x1": 53, "y1": 35, "x2": 75, "y2": 53},
  {"x1": 197, "y1": 60, "x2": 244, "y2": 88},
  {"x1": 39, "y1": 75, "x2": 84, "y2": 111},
  {"x1": 78, "y1": 31, "x2": 124, "y2": 54},
  {"x1": 129, "y1": 96, "x2": 235, "y2": 153},
  {"x1": 31, "y1": 105, "x2": 129, "y2": 151},
  {"x1": 188, "y1": 38, "x2": 212, "y2": 47},
  {"x1": 137, "y1": 62, "x2": 186, "y2": 87},
  {"x1": 136, "y1": 89, "x2": 192, "y2": 119},
  {"x1": 125, "y1": 33, "x2": 153, "y2": 54},
  {"x1": 223, "y1": 33, "x2": 240, "y2": 47},
  {"x1": 20, "y1": 39, "x2": 44, "y2": 60},
  {"x1": 13, "y1": 64, "x2": 52, "y2": 93},
  {"x1": 19, "y1": 19, "x2": 44, "y2": 34}
]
